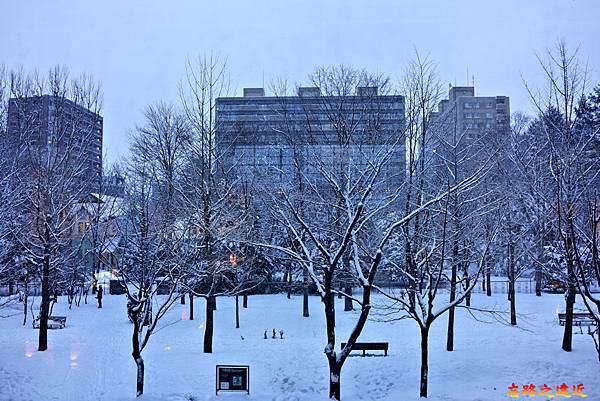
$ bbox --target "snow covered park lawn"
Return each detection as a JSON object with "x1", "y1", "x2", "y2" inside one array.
[{"x1": 0, "y1": 293, "x2": 598, "y2": 401}]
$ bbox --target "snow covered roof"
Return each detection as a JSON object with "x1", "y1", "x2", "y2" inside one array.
[{"x1": 73, "y1": 194, "x2": 126, "y2": 221}]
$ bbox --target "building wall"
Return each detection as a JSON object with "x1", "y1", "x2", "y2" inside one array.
[
  {"x1": 216, "y1": 88, "x2": 406, "y2": 195},
  {"x1": 6, "y1": 95, "x2": 103, "y2": 195},
  {"x1": 432, "y1": 86, "x2": 510, "y2": 139}
]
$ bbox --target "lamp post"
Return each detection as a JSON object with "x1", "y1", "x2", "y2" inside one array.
[{"x1": 230, "y1": 253, "x2": 240, "y2": 329}]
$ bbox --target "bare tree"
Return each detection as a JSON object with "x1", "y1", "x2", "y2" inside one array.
[
  {"x1": 178, "y1": 53, "x2": 258, "y2": 353},
  {"x1": 7, "y1": 66, "x2": 102, "y2": 351},
  {"x1": 430, "y1": 79, "x2": 502, "y2": 348},
  {"x1": 524, "y1": 40, "x2": 599, "y2": 352},
  {"x1": 268, "y1": 76, "x2": 313, "y2": 315},
  {"x1": 117, "y1": 160, "x2": 185, "y2": 397},
  {"x1": 0, "y1": 65, "x2": 29, "y2": 316},
  {"x1": 378, "y1": 188, "x2": 497, "y2": 397},
  {"x1": 250, "y1": 64, "x2": 490, "y2": 400}
]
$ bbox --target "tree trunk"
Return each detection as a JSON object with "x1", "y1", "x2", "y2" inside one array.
[
  {"x1": 535, "y1": 220, "x2": 543, "y2": 297},
  {"x1": 38, "y1": 249, "x2": 51, "y2": 351},
  {"x1": 22, "y1": 278, "x2": 29, "y2": 326},
  {"x1": 324, "y1": 272, "x2": 339, "y2": 399},
  {"x1": 235, "y1": 294, "x2": 240, "y2": 328},
  {"x1": 302, "y1": 287, "x2": 310, "y2": 318},
  {"x1": 212, "y1": 296, "x2": 217, "y2": 311},
  {"x1": 243, "y1": 294, "x2": 248, "y2": 308},
  {"x1": 486, "y1": 256, "x2": 492, "y2": 296},
  {"x1": 507, "y1": 216, "x2": 517, "y2": 325},
  {"x1": 189, "y1": 293, "x2": 194, "y2": 320},
  {"x1": 131, "y1": 306, "x2": 145, "y2": 397},
  {"x1": 204, "y1": 296, "x2": 215, "y2": 353},
  {"x1": 181, "y1": 293, "x2": 186, "y2": 304},
  {"x1": 420, "y1": 326, "x2": 430, "y2": 398},
  {"x1": 463, "y1": 264, "x2": 471, "y2": 307},
  {"x1": 596, "y1": 329, "x2": 600, "y2": 362},
  {"x1": 535, "y1": 252, "x2": 542, "y2": 297},
  {"x1": 446, "y1": 255, "x2": 457, "y2": 351},
  {"x1": 303, "y1": 266, "x2": 309, "y2": 317},
  {"x1": 328, "y1": 363, "x2": 341, "y2": 401},
  {"x1": 509, "y1": 279, "x2": 517, "y2": 325},
  {"x1": 482, "y1": 273, "x2": 486, "y2": 293},
  {"x1": 561, "y1": 277, "x2": 576, "y2": 352},
  {"x1": 344, "y1": 286, "x2": 353, "y2": 311},
  {"x1": 287, "y1": 265, "x2": 292, "y2": 299},
  {"x1": 134, "y1": 355, "x2": 144, "y2": 397}
]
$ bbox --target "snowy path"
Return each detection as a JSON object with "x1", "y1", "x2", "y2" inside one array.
[{"x1": 0, "y1": 293, "x2": 598, "y2": 401}]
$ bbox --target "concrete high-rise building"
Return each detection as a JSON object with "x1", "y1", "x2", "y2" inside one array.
[
  {"x1": 431, "y1": 86, "x2": 510, "y2": 138},
  {"x1": 215, "y1": 86, "x2": 406, "y2": 194},
  {"x1": 6, "y1": 95, "x2": 103, "y2": 195}
]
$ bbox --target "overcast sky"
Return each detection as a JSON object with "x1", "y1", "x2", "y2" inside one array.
[{"x1": 2, "y1": 0, "x2": 599, "y2": 162}]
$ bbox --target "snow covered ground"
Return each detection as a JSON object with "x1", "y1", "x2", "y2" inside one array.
[{"x1": 0, "y1": 292, "x2": 598, "y2": 401}]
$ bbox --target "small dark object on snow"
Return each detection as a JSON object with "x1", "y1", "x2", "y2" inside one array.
[
  {"x1": 263, "y1": 330, "x2": 267, "y2": 339},
  {"x1": 279, "y1": 330, "x2": 284, "y2": 339},
  {"x1": 272, "y1": 328, "x2": 276, "y2": 339},
  {"x1": 241, "y1": 336, "x2": 245, "y2": 340}
]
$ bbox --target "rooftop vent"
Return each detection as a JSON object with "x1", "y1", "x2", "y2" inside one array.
[
  {"x1": 243, "y1": 88, "x2": 265, "y2": 97},
  {"x1": 356, "y1": 86, "x2": 378, "y2": 97},
  {"x1": 297, "y1": 87, "x2": 321, "y2": 97}
]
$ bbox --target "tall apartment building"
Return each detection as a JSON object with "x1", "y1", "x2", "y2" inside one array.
[
  {"x1": 431, "y1": 86, "x2": 510, "y2": 138},
  {"x1": 215, "y1": 86, "x2": 406, "y2": 194},
  {"x1": 6, "y1": 95, "x2": 103, "y2": 195}
]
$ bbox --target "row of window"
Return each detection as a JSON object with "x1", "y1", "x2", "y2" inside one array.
[
  {"x1": 465, "y1": 122, "x2": 494, "y2": 129},
  {"x1": 464, "y1": 112, "x2": 494, "y2": 119},
  {"x1": 464, "y1": 101, "x2": 494, "y2": 109}
]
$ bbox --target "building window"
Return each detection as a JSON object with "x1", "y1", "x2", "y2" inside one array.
[
  {"x1": 486, "y1": 102, "x2": 493, "y2": 108},
  {"x1": 474, "y1": 102, "x2": 480, "y2": 109},
  {"x1": 78, "y1": 222, "x2": 89, "y2": 234},
  {"x1": 464, "y1": 113, "x2": 473, "y2": 119},
  {"x1": 464, "y1": 102, "x2": 472, "y2": 109},
  {"x1": 486, "y1": 112, "x2": 493, "y2": 118}
]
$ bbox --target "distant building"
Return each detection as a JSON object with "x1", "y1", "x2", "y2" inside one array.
[
  {"x1": 71, "y1": 193, "x2": 125, "y2": 289},
  {"x1": 103, "y1": 172, "x2": 125, "y2": 197},
  {"x1": 6, "y1": 95, "x2": 103, "y2": 195},
  {"x1": 431, "y1": 86, "x2": 510, "y2": 139},
  {"x1": 215, "y1": 86, "x2": 406, "y2": 193}
]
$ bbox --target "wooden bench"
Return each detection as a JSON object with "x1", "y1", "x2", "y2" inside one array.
[
  {"x1": 341, "y1": 342, "x2": 389, "y2": 356},
  {"x1": 33, "y1": 316, "x2": 67, "y2": 329},
  {"x1": 558, "y1": 312, "x2": 597, "y2": 334}
]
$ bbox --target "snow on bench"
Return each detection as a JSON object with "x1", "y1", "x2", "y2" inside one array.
[
  {"x1": 32, "y1": 316, "x2": 67, "y2": 330},
  {"x1": 341, "y1": 342, "x2": 389, "y2": 356},
  {"x1": 557, "y1": 312, "x2": 596, "y2": 326},
  {"x1": 558, "y1": 312, "x2": 597, "y2": 334}
]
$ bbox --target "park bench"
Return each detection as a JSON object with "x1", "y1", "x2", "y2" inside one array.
[
  {"x1": 341, "y1": 342, "x2": 389, "y2": 356},
  {"x1": 32, "y1": 315, "x2": 67, "y2": 329},
  {"x1": 558, "y1": 312, "x2": 597, "y2": 334}
]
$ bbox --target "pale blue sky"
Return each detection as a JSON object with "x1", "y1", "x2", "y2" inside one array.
[{"x1": 1, "y1": 0, "x2": 599, "y2": 162}]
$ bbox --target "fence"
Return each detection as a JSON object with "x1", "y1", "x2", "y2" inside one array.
[{"x1": 471, "y1": 278, "x2": 537, "y2": 294}]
